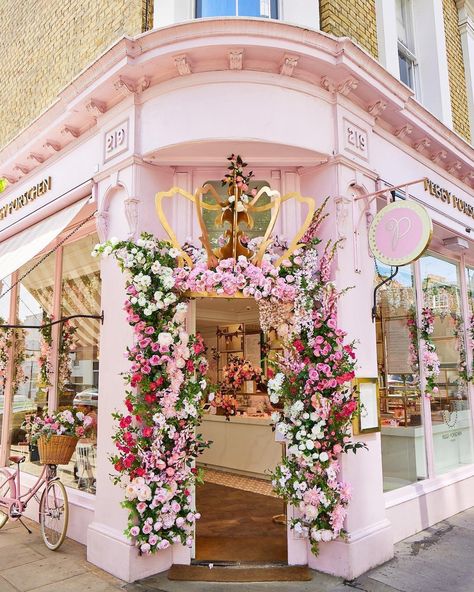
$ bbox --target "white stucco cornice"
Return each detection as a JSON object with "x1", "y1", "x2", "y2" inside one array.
[{"x1": 0, "y1": 18, "x2": 472, "y2": 192}]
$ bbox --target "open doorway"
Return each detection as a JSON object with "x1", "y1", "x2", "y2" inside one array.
[{"x1": 194, "y1": 297, "x2": 287, "y2": 563}]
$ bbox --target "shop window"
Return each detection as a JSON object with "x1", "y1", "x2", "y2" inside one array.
[
  {"x1": 9, "y1": 256, "x2": 55, "y2": 479},
  {"x1": 420, "y1": 254, "x2": 474, "y2": 475},
  {"x1": 396, "y1": 0, "x2": 418, "y2": 93},
  {"x1": 59, "y1": 233, "x2": 100, "y2": 493},
  {"x1": 196, "y1": 0, "x2": 277, "y2": 18},
  {"x1": 0, "y1": 277, "x2": 11, "y2": 447},
  {"x1": 375, "y1": 262, "x2": 427, "y2": 491},
  {"x1": 201, "y1": 180, "x2": 272, "y2": 251}
]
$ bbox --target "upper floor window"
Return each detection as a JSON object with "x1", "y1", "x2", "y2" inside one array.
[
  {"x1": 196, "y1": 0, "x2": 278, "y2": 18},
  {"x1": 396, "y1": 0, "x2": 418, "y2": 93}
]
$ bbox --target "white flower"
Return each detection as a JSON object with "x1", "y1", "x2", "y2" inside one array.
[
  {"x1": 306, "y1": 440, "x2": 315, "y2": 450},
  {"x1": 269, "y1": 392, "x2": 279, "y2": 404},
  {"x1": 319, "y1": 452, "x2": 329, "y2": 462},
  {"x1": 169, "y1": 248, "x2": 181, "y2": 258},
  {"x1": 110, "y1": 236, "x2": 119, "y2": 245},
  {"x1": 157, "y1": 332, "x2": 173, "y2": 348}
]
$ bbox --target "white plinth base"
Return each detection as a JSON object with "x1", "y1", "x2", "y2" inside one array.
[
  {"x1": 309, "y1": 519, "x2": 394, "y2": 580},
  {"x1": 87, "y1": 522, "x2": 188, "y2": 583}
]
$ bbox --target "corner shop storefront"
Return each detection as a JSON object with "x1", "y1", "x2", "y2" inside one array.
[{"x1": 0, "y1": 19, "x2": 472, "y2": 583}]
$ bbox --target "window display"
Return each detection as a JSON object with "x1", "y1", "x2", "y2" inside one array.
[
  {"x1": 420, "y1": 254, "x2": 474, "y2": 475},
  {"x1": 376, "y1": 262, "x2": 427, "y2": 491}
]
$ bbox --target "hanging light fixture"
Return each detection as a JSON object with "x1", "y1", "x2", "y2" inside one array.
[{"x1": 442, "y1": 236, "x2": 469, "y2": 252}]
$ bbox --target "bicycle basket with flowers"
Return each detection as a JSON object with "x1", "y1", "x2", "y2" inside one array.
[{"x1": 23, "y1": 408, "x2": 94, "y2": 465}]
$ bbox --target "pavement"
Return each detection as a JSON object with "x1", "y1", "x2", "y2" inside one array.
[{"x1": 3, "y1": 507, "x2": 474, "y2": 591}]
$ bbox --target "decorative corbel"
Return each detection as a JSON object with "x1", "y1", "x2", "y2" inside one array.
[
  {"x1": 413, "y1": 137, "x2": 431, "y2": 152},
  {"x1": 229, "y1": 49, "x2": 243, "y2": 70},
  {"x1": 125, "y1": 197, "x2": 140, "y2": 240},
  {"x1": 86, "y1": 99, "x2": 107, "y2": 116},
  {"x1": 61, "y1": 125, "x2": 80, "y2": 139},
  {"x1": 394, "y1": 124, "x2": 413, "y2": 140},
  {"x1": 462, "y1": 171, "x2": 474, "y2": 185},
  {"x1": 13, "y1": 164, "x2": 30, "y2": 175},
  {"x1": 368, "y1": 100, "x2": 387, "y2": 118},
  {"x1": 320, "y1": 75, "x2": 337, "y2": 93},
  {"x1": 430, "y1": 150, "x2": 447, "y2": 165},
  {"x1": 0, "y1": 174, "x2": 17, "y2": 184},
  {"x1": 174, "y1": 55, "x2": 192, "y2": 76},
  {"x1": 280, "y1": 55, "x2": 299, "y2": 77},
  {"x1": 114, "y1": 76, "x2": 150, "y2": 96},
  {"x1": 337, "y1": 77, "x2": 359, "y2": 96},
  {"x1": 447, "y1": 161, "x2": 462, "y2": 175},
  {"x1": 95, "y1": 211, "x2": 109, "y2": 243},
  {"x1": 27, "y1": 153, "x2": 45, "y2": 164},
  {"x1": 43, "y1": 140, "x2": 61, "y2": 152}
]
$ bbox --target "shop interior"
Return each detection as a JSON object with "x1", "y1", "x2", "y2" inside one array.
[{"x1": 194, "y1": 297, "x2": 287, "y2": 563}]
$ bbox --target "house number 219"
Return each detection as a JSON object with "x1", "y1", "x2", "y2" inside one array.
[
  {"x1": 347, "y1": 127, "x2": 366, "y2": 152},
  {"x1": 106, "y1": 127, "x2": 126, "y2": 153}
]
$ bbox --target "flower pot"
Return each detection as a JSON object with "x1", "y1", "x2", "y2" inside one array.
[{"x1": 38, "y1": 434, "x2": 78, "y2": 465}]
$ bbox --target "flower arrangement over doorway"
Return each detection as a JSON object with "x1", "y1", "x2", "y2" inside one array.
[{"x1": 93, "y1": 154, "x2": 364, "y2": 556}]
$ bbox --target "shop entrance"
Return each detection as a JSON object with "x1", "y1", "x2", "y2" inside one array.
[{"x1": 193, "y1": 297, "x2": 287, "y2": 563}]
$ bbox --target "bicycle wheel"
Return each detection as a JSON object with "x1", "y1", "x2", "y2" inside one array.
[
  {"x1": 0, "y1": 468, "x2": 15, "y2": 530},
  {"x1": 39, "y1": 479, "x2": 69, "y2": 550}
]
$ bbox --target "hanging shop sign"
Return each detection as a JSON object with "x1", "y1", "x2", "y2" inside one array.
[
  {"x1": 424, "y1": 178, "x2": 474, "y2": 219},
  {"x1": 368, "y1": 200, "x2": 432, "y2": 266},
  {"x1": 0, "y1": 177, "x2": 52, "y2": 221}
]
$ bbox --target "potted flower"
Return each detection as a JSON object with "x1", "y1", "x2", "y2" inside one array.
[{"x1": 23, "y1": 408, "x2": 94, "y2": 465}]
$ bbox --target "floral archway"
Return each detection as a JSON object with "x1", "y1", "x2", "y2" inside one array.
[{"x1": 93, "y1": 155, "x2": 364, "y2": 556}]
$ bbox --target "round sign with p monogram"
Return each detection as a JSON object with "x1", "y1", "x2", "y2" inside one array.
[{"x1": 369, "y1": 200, "x2": 432, "y2": 266}]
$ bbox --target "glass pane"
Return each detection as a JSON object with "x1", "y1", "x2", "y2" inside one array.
[
  {"x1": 59, "y1": 233, "x2": 100, "y2": 493},
  {"x1": 10, "y1": 255, "x2": 55, "y2": 478},
  {"x1": 398, "y1": 52, "x2": 414, "y2": 89},
  {"x1": 396, "y1": 0, "x2": 414, "y2": 51},
  {"x1": 420, "y1": 255, "x2": 474, "y2": 475},
  {"x1": 376, "y1": 262, "x2": 427, "y2": 491},
  {"x1": 197, "y1": 0, "x2": 236, "y2": 17},
  {"x1": 0, "y1": 277, "x2": 11, "y2": 450},
  {"x1": 238, "y1": 0, "x2": 263, "y2": 16}
]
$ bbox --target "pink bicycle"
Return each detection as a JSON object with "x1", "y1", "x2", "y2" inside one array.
[{"x1": 0, "y1": 454, "x2": 69, "y2": 550}]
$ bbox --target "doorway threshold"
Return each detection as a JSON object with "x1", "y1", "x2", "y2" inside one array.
[{"x1": 168, "y1": 563, "x2": 312, "y2": 582}]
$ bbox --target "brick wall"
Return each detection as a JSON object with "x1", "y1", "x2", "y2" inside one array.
[
  {"x1": 319, "y1": 0, "x2": 378, "y2": 58},
  {"x1": 0, "y1": 0, "x2": 150, "y2": 150},
  {"x1": 443, "y1": 0, "x2": 471, "y2": 141}
]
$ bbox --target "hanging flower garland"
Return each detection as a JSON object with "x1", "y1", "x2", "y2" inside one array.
[
  {"x1": 38, "y1": 314, "x2": 54, "y2": 388},
  {"x1": 452, "y1": 313, "x2": 470, "y2": 389},
  {"x1": 58, "y1": 321, "x2": 77, "y2": 388},
  {"x1": 408, "y1": 307, "x2": 440, "y2": 398},
  {"x1": 92, "y1": 157, "x2": 363, "y2": 557},
  {"x1": 0, "y1": 318, "x2": 12, "y2": 390}
]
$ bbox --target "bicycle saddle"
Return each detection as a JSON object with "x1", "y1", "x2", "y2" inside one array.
[{"x1": 9, "y1": 455, "x2": 25, "y2": 464}]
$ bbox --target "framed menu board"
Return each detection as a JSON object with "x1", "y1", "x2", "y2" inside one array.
[{"x1": 352, "y1": 377, "x2": 380, "y2": 435}]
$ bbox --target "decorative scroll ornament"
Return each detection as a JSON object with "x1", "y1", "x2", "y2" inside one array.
[{"x1": 155, "y1": 154, "x2": 316, "y2": 273}]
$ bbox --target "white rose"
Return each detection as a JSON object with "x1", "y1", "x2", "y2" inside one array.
[
  {"x1": 158, "y1": 332, "x2": 173, "y2": 348},
  {"x1": 319, "y1": 452, "x2": 329, "y2": 462},
  {"x1": 321, "y1": 530, "x2": 333, "y2": 542},
  {"x1": 306, "y1": 440, "x2": 315, "y2": 450}
]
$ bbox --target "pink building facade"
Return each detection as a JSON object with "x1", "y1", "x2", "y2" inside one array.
[{"x1": 0, "y1": 18, "x2": 473, "y2": 583}]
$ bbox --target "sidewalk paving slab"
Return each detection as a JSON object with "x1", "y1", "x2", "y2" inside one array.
[{"x1": 4, "y1": 507, "x2": 474, "y2": 591}]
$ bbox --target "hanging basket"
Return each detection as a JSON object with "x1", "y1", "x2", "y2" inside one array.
[{"x1": 38, "y1": 435, "x2": 78, "y2": 465}]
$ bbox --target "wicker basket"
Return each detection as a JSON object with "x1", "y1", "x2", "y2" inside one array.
[{"x1": 38, "y1": 435, "x2": 78, "y2": 465}]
